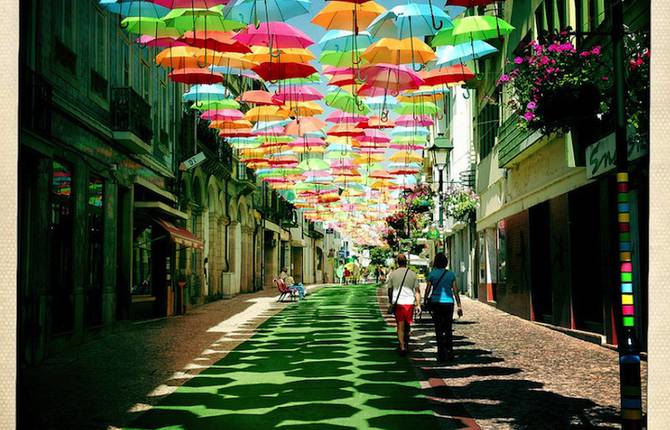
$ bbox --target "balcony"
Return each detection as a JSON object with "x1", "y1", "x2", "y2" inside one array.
[
  {"x1": 111, "y1": 87, "x2": 153, "y2": 154},
  {"x1": 497, "y1": 115, "x2": 544, "y2": 168},
  {"x1": 236, "y1": 162, "x2": 257, "y2": 195},
  {"x1": 20, "y1": 69, "x2": 52, "y2": 136}
]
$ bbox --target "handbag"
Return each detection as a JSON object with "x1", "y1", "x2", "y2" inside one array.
[
  {"x1": 424, "y1": 269, "x2": 448, "y2": 312},
  {"x1": 388, "y1": 268, "x2": 410, "y2": 314}
]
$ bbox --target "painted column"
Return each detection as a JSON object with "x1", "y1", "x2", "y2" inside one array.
[{"x1": 101, "y1": 180, "x2": 117, "y2": 327}]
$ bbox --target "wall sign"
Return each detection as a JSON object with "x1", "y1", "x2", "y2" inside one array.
[{"x1": 585, "y1": 132, "x2": 648, "y2": 179}]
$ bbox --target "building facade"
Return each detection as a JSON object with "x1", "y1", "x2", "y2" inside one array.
[
  {"x1": 18, "y1": 0, "x2": 338, "y2": 365},
  {"x1": 471, "y1": 0, "x2": 649, "y2": 349}
]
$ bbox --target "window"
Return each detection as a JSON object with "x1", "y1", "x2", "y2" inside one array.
[
  {"x1": 477, "y1": 89, "x2": 500, "y2": 160},
  {"x1": 141, "y1": 60, "x2": 151, "y2": 100},
  {"x1": 86, "y1": 176, "x2": 104, "y2": 326},
  {"x1": 50, "y1": 161, "x2": 74, "y2": 334},
  {"x1": 91, "y1": 6, "x2": 108, "y2": 76},
  {"x1": 54, "y1": 0, "x2": 76, "y2": 50},
  {"x1": 132, "y1": 225, "x2": 153, "y2": 296},
  {"x1": 497, "y1": 220, "x2": 507, "y2": 283}
]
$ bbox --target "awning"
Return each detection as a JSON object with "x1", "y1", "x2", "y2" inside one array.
[{"x1": 156, "y1": 218, "x2": 204, "y2": 249}]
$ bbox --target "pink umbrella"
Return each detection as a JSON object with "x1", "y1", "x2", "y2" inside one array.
[
  {"x1": 289, "y1": 138, "x2": 327, "y2": 148},
  {"x1": 326, "y1": 111, "x2": 369, "y2": 124},
  {"x1": 390, "y1": 143, "x2": 425, "y2": 150},
  {"x1": 137, "y1": 35, "x2": 188, "y2": 48},
  {"x1": 358, "y1": 147, "x2": 387, "y2": 154},
  {"x1": 357, "y1": 130, "x2": 390, "y2": 143},
  {"x1": 359, "y1": 64, "x2": 424, "y2": 90},
  {"x1": 234, "y1": 22, "x2": 314, "y2": 49},
  {"x1": 330, "y1": 159, "x2": 356, "y2": 169},
  {"x1": 151, "y1": 0, "x2": 230, "y2": 7},
  {"x1": 396, "y1": 114, "x2": 434, "y2": 127},
  {"x1": 323, "y1": 66, "x2": 355, "y2": 76},
  {"x1": 253, "y1": 127, "x2": 286, "y2": 136},
  {"x1": 272, "y1": 86, "x2": 323, "y2": 103},
  {"x1": 200, "y1": 109, "x2": 244, "y2": 121}
]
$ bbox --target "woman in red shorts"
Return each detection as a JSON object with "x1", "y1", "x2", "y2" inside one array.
[{"x1": 385, "y1": 254, "x2": 421, "y2": 355}]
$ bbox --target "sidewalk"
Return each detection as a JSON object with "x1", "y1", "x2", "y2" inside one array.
[
  {"x1": 404, "y1": 294, "x2": 648, "y2": 430},
  {"x1": 19, "y1": 284, "x2": 330, "y2": 430}
]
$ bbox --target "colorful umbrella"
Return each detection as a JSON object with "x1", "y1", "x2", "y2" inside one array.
[
  {"x1": 319, "y1": 30, "x2": 373, "y2": 51},
  {"x1": 162, "y1": 6, "x2": 246, "y2": 33},
  {"x1": 361, "y1": 38, "x2": 436, "y2": 66},
  {"x1": 366, "y1": 3, "x2": 453, "y2": 39},
  {"x1": 180, "y1": 30, "x2": 251, "y2": 53},
  {"x1": 435, "y1": 40, "x2": 498, "y2": 66},
  {"x1": 312, "y1": 1, "x2": 385, "y2": 32},
  {"x1": 432, "y1": 16, "x2": 515, "y2": 47},
  {"x1": 100, "y1": 0, "x2": 170, "y2": 18},
  {"x1": 224, "y1": 0, "x2": 312, "y2": 23},
  {"x1": 234, "y1": 22, "x2": 314, "y2": 49},
  {"x1": 252, "y1": 62, "x2": 318, "y2": 81}
]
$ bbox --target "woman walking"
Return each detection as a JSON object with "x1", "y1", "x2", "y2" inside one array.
[{"x1": 425, "y1": 252, "x2": 462, "y2": 362}]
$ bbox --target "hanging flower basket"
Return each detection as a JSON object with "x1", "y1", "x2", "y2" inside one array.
[{"x1": 443, "y1": 185, "x2": 479, "y2": 223}]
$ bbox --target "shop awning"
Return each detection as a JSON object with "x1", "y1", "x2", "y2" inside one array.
[{"x1": 156, "y1": 218, "x2": 204, "y2": 249}]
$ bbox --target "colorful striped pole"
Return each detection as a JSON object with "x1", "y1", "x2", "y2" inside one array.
[{"x1": 617, "y1": 172, "x2": 643, "y2": 428}]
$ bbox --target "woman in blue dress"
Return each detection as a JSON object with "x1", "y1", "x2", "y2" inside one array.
[{"x1": 425, "y1": 252, "x2": 463, "y2": 362}]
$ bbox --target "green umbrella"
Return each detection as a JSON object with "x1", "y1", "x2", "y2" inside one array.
[
  {"x1": 190, "y1": 99, "x2": 240, "y2": 111},
  {"x1": 297, "y1": 159, "x2": 330, "y2": 171},
  {"x1": 395, "y1": 101, "x2": 439, "y2": 115},
  {"x1": 431, "y1": 16, "x2": 515, "y2": 47},
  {"x1": 325, "y1": 92, "x2": 370, "y2": 114},
  {"x1": 163, "y1": 6, "x2": 246, "y2": 33},
  {"x1": 391, "y1": 136, "x2": 428, "y2": 144},
  {"x1": 324, "y1": 151, "x2": 355, "y2": 159},
  {"x1": 120, "y1": 17, "x2": 180, "y2": 37},
  {"x1": 320, "y1": 49, "x2": 367, "y2": 67}
]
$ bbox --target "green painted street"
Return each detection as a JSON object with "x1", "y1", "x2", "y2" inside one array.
[{"x1": 126, "y1": 284, "x2": 441, "y2": 430}]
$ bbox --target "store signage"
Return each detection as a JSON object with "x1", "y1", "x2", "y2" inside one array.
[
  {"x1": 586, "y1": 132, "x2": 648, "y2": 179},
  {"x1": 179, "y1": 152, "x2": 207, "y2": 171}
]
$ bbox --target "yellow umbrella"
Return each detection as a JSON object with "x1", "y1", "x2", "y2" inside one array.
[
  {"x1": 244, "y1": 46, "x2": 316, "y2": 63},
  {"x1": 244, "y1": 106, "x2": 291, "y2": 122},
  {"x1": 286, "y1": 101, "x2": 324, "y2": 117},
  {"x1": 204, "y1": 51, "x2": 258, "y2": 69},
  {"x1": 370, "y1": 179, "x2": 398, "y2": 190},
  {"x1": 354, "y1": 154, "x2": 384, "y2": 164},
  {"x1": 292, "y1": 145, "x2": 325, "y2": 154},
  {"x1": 389, "y1": 150, "x2": 423, "y2": 163},
  {"x1": 155, "y1": 46, "x2": 201, "y2": 68},
  {"x1": 361, "y1": 38, "x2": 436, "y2": 65},
  {"x1": 312, "y1": 1, "x2": 385, "y2": 31}
]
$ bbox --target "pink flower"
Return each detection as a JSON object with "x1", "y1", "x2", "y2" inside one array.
[
  {"x1": 602, "y1": 76, "x2": 609, "y2": 81},
  {"x1": 561, "y1": 43, "x2": 574, "y2": 52},
  {"x1": 514, "y1": 56, "x2": 524, "y2": 64},
  {"x1": 580, "y1": 51, "x2": 591, "y2": 57},
  {"x1": 540, "y1": 56, "x2": 550, "y2": 65},
  {"x1": 548, "y1": 43, "x2": 560, "y2": 53},
  {"x1": 527, "y1": 101, "x2": 537, "y2": 110},
  {"x1": 498, "y1": 74, "x2": 510, "y2": 83},
  {"x1": 591, "y1": 46, "x2": 601, "y2": 55},
  {"x1": 546, "y1": 67, "x2": 555, "y2": 74},
  {"x1": 523, "y1": 111, "x2": 535, "y2": 121}
]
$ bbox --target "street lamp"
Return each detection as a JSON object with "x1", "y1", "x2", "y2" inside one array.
[{"x1": 426, "y1": 137, "x2": 452, "y2": 229}]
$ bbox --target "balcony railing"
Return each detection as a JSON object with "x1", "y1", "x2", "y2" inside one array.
[
  {"x1": 20, "y1": 69, "x2": 52, "y2": 135},
  {"x1": 497, "y1": 115, "x2": 544, "y2": 168},
  {"x1": 111, "y1": 87, "x2": 153, "y2": 153}
]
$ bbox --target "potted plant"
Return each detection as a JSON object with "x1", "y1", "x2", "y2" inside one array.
[{"x1": 443, "y1": 185, "x2": 480, "y2": 223}]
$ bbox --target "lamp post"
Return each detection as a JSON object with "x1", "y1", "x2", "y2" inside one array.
[{"x1": 427, "y1": 138, "x2": 452, "y2": 251}]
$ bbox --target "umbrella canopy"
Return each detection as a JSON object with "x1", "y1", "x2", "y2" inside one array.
[
  {"x1": 319, "y1": 49, "x2": 368, "y2": 68},
  {"x1": 395, "y1": 101, "x2": 439, "y2": 115},
  {"x1": 244, "y1": 106, "x2": 292, "y2": 122},
  {"x1": 359, "y1": 63, "x2": 424, "y2": 90},
  {"x1": 238, "y1": 90, "x2": 280, "y2": 105},
  {"x1": 180, "y1": 30, "x2": 251, "y2": 53},
  {"x1": 252, "y1": 62, "x2": 318, "y2": 81},
  {"x1": 272, "y1": 86, "x2": 323, "y2": 103},
  {"x1": 224, "y1": 0, "x2": 311, "y2": 23},
  {"x1": 361, "y1": 38, "x2": 436, "y2": 65},
  {"x1": 287, "y1": 101, "x2": 325, "y2": 117},
  {"x1": 168, "y1": 68, "x2": 224, "y2": 84},
  {"x1": 432, "y1": 16, "x2": 515, "y2": 47},
  {"x1": 435, "y1": 40, "x2": 498, "y2": 66},
  {"x1": 100, "y1": 0, "x2": 170, "y2": 18},
  {"x1": 326, "y1": 111, "x2": 368, "y2": 124},
  {"x1": 420, "y1": 65, "x2": 475, "y2": 86},
  {"x1": 285, "y1": 117, "x2": 327, "y2": 136},
  {"x1": 366, "y1": 3, "x2": 453, "y2": 39},
  {"x1": 312, "y1": 1, "x2": 385, "y2": 31},
  {"x1": 325, "y1": 91, "x2": 370, "y2": 114},
  {"x1": 120, "y1": 17, "x2": 181, "y2": 37},
  {"x1": 319, "y1": 30, "x2": 373, "y2": 51},
  {"x1": 162, "y1": 6, "x2": 246, "y2": 33},
  {"x1": 245, "y1": 46, "x2": 316, "y2": 63},
  {"x1": 234, "y1": 22, "x2": 314, "y2": 49}
]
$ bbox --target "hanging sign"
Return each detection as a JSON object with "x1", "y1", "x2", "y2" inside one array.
[
  {"x1": 585, "y1": 132, "x2": 648, "y2": 179},
  {"x1": 179, "y1": 152, "x2": 207, "y2": 171}
]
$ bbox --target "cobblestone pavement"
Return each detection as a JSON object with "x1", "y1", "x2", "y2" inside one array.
[
  {"x1": 19, "y1": 284, "x2": 330, "y2": 430},
  {"x1": 394, "y1": 289, "x2": 649, "y2": 430}
]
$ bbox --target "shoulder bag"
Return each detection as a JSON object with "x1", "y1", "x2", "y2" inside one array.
[
  {"x1": 424, "y1": 269, "x2": 448, "y2": 312},
  {"x1": 388, "y1": 268, "x2": 410, "y2": 315}
]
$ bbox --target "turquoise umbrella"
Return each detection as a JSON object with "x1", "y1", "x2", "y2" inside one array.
[
  {"x1": 435, "y1": 40, "x2": 498, "y2": 66},
  {"x1": 224, "y1": 0, "x2": 311, "y2": 23},
  {"x1": 100, "y1": 0, "x2": 170, "y2": 18},
  {"x1": 319, "y1": 30, "x2": 373, "y2": 51},
  {"x1": 366, "y1": 3, "x2": 453, "y2": 39}
]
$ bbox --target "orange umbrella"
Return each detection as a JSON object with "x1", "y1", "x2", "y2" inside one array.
[
  {"x1": 361, "y1": 38, "x2": 436, "y2": 65},
  {"x1": 312, "y1": 1, "x2": 385, "y2": 32},
  {"x1": 286, "y1": 101, "x2": 324, "y2": 117},
  {"x1": 209, "y1": 119, "x2": 253, "y2": 130},
  {"x1": 204, "y1": 51, "x2": 258, "y2": 69},
  {"x1": 180, "y1": 31, "x2": 251, "y2": 53},
  {"x1": 419, "y1": 65, "x2": 475, "y2": 86},
  {"x1": 328, "y1": 124, "x2": 365, "y2": 137},
  {"x1": 244, "y1": 106, "x2": 291, "y2": 122},
  {"x1": 360, "y1": 116, "x2": 395, "y2": 129},
  {"x1": 155, "y1": 46, "x2": 200, "y2": 68},
  {"x1": 244, "y1": 46, "x2": 316, "y2": 64},
  {"x1": 285, "y1": 117, "x2": 326, "y2": 136}
]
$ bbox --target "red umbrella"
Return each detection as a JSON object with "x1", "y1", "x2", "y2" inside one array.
[
  {"x1": 137, "y1": 35, "x2": 188, "y2": 48},
  {"x1": 252, "y1": 62, "x2": 318, "y2": 81},
  {"x1": 358, "y1": 116, "x2": 395, "y2": 129},
  {"x1": 234, "y1": 22, "x2": 314, "y2": 49},
  {"x1": 359, "y1": 64, "x2": 424, "y2": 90},
  {"x1": 328, "y1": 124, "x2": 365, "y2": 137},
  {"x1": 327, "y1": 74, "x2": 360, "y2": 87},
  {"x1": 420, "y1": 65, "x2": 475, "y2": 86},
  {"x1": 272, "y1": 86, "x2": 323, "y2": 103},
  {"x1": 168, "y1": 68, "x2": 223, "y2": 84},
  {"x1": 180, "y1": 31, "x2": 251, "y2": 54},
  {"x1": 152, "y1": 0, "x2": 230, "y2": 7},
  {"x1": 357, "y1": 130, "x2": 390, "y2": 143}
]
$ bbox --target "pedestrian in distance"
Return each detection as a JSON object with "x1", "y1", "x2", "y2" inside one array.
[
  {"x1": 385, "y1": 253, "x2": 421, "y2": 356},
  {"x1": 424, "y1": 252, "x2": 463, "y2": 362}
]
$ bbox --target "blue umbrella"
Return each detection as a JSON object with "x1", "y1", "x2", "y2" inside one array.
[
  {"x1": 224, "y1": 0, "x2": 311, "y2": 23},
  {"x1": 183, "y1": 84, "x2": 231, "y2": 102},
  {"x1": 435, "y1": 40, "x2": 498, "y2": 66},
  {"x1": 319, "y1": 30, "x2": 373, "y2": 52},
  {"x1": 99, "y1": 0, "x2": 170, "y2": 18},
  {"x1": 366, "y1": 3, "x2": 453, "y2": 39},
  {"x1": 252, "y1": 120, "x2": 292, "y2": 133},
  {"x1": 445, "y1": 5, "x2": 467, "y2": 17},
  {"x1": 366, "y1": 96, "x2": 397, "y2": 110}
]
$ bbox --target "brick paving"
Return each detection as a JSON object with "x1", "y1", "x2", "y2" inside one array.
[
  {"x1": 19, "y1": 284, "x2": 329, "y2": 430},
  {"x1": 401, "y1": 290, "x2": 648, "y2": 430}
]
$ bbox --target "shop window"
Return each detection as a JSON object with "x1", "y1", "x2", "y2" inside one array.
[
  {"x1": 50, "y1": 161, "x2": 74, "y2": 334},
  {"x1": 497, "y1": 220, "x2": 507, "y2": 283},
  {"x1": 86, "y1": 176, "x2": 104, "y2": 326},
  {"x1": 478, "y1": 232, "x2": 486, "y2": 284},
  {"x1": 132, "y1": 225, "x2": 153, "y2": 296}
]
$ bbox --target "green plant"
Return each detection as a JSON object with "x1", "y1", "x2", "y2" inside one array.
[{"x1": 443, "y1": 185, "x2": 479, "y2": 222}]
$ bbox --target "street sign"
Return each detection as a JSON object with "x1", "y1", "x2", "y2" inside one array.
[{"x1": 179, "y1": 152, "x2": 207, "y2": 171}]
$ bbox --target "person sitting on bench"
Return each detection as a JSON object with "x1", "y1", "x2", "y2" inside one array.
[{"x1": 280, "y1": 267, "x2": 306, "y2": 299}]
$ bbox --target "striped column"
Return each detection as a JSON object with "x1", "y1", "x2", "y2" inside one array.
[{"x1": 617, "y1": 172, "x2": 643, "y2": 427}]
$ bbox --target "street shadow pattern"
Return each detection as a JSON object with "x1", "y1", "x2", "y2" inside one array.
[
  {"x1": 407, "y1": 310, "x2": 621, "y2": 430},
  {"x1": 125, "y1": 285, "x2": 460, "y2": 430}
]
